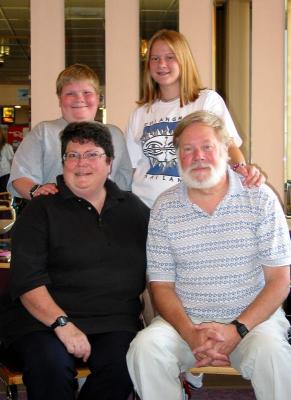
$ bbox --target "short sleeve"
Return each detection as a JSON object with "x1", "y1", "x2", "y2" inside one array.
[
  {"x1": 107, "y1": 124, "x2": 133, "y2": 191},
  {"x1": 7, "y1": 124, "x2": 45, "y2": 196},
  {"x1": 147, "y1": 201, "x2": 176, "y2": 282},
  {"x1": 125, "y1": 109, "x2": 144, "y2": 168}
]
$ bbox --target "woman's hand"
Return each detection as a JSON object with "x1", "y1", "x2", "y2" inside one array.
[
  {"x1": 54, "y1": 322, "x2": 91, "y2": 362},
  {"x1": 20, "y1": 287, "x2": 90, "y2": 362}
]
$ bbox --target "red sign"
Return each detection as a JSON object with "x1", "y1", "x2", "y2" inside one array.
[{"x1": 7, "y1": 125, "x2": 28, "y2": 151}]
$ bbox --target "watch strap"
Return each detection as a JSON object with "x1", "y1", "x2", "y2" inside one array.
[
  {"x1": 231, "y1": 319, "x2": 249, "y2": 338},
  {"x1": 29, "y1": 184, "x2": 41, "y2": 198}
]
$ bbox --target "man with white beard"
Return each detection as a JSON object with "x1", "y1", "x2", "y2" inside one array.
[{"x1": 126, "y1": 111, "x2": 291, "y2": 400}]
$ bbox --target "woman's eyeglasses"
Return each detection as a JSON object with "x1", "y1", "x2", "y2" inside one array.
[{"x1": 63, "y1": 151, "x2": 106, "y2": 163}]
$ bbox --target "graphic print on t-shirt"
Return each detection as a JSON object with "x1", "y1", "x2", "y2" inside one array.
[{"x1": 141, "y1": 120, "x2": 179, "y2": 177}]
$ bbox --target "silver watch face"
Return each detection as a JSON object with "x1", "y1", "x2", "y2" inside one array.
[
  {"x1": 57, "y1": 316, "x2": 68, "y2": 326},
  {"x1": 51, "y1": 315, "x2": 69, "y2": 329}
]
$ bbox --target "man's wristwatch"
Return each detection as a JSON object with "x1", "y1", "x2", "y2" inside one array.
[
  {"x1": 50, "y1": 316, "x2": 69, "y2": 329},
  {"x1": 29, "y1": 184, "x2": 41, "y2": 198},
  {"x1": 231, "y1": 320, "x2": 249, "y2": 338}
]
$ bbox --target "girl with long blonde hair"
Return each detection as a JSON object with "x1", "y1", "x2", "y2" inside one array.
[{"x1": 126, "y1": 29, "x2": 262, "y2": 208}]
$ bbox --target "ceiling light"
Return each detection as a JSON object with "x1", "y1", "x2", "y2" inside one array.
[
  {"x1": 140, "y1": 39, "x2": 148, "y2": 59},
  {"x1": 0, "y1": 39, "x2": 10, "y2": 61},
  {"x1": 0, "y1": 45, "x2": 9, "y2": 56}
]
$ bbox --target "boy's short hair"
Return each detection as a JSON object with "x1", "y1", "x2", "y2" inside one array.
[{"x1": 56, "y1": 64, "x2": 100, "y2": 96}]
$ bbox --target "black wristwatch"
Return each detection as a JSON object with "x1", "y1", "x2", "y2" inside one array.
[
  {"x1": 29, "y1": 184, "x2": 41, "y2": 198},
  {"x1": 231, "y1": 320, "x2": 249, "y2": 338},
  {"x1": 50, "y1": 316, "x2": 69, "y2": 329}
]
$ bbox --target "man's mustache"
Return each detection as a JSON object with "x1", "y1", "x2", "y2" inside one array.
[{"x1": 188, "y1": 162, "x2": 212, "y2": 170}]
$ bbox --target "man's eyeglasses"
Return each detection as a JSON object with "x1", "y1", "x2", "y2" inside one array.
[{"x1": 63, "y1": 151, "x2": 106, "y2": 163}]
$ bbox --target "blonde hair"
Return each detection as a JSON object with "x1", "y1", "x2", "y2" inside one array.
[
  {"x1": 138, "y1": 29, "x2": 203, "y2": 108},
  {"x1": 56, "y1": 64, "x2": 100, "y2": 96},
  {"x1": 173, "y1": 111, "x2": 231, "y2": 148}
]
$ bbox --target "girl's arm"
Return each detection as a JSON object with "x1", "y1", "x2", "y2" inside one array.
[{"x1": 228, "y1": 141, "x2": 265, "y2": 187}]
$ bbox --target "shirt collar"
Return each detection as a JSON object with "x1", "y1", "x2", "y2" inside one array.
[
  {"x1": 56, "y1": 175, "x2": 126, "y2": 203},
  {"x1": 227, "y1": 166, "x2": 245, "y2": 196}
]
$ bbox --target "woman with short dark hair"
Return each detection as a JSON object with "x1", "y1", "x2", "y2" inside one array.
[{"x1": 3, "y1": 121, "x2": 149, "y2": 400}]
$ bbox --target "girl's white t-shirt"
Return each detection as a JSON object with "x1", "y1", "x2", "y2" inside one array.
[{"x1": 126, "y1": 89, "x2": 242, "y2": 208}]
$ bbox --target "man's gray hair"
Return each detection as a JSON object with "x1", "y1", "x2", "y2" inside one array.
[{"x1": 173, "y1": 110, "x2": 232, "y2": 148}]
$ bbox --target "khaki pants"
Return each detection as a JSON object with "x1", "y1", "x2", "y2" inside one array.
[{"x1": 127, "y1": 308, "x2": 291, "y2": 400}]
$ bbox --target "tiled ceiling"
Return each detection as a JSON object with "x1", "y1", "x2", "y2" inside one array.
[
  {"x1": 0, "y1": 0, "x2": 30, "y2": 84},
  {"x1": 0, "y1": 0, "x2": 178, "y2": 86}
]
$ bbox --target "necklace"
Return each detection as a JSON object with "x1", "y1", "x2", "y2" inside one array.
[{"x1": 160, "y1": 95, "x2": 180, "y2": 103}]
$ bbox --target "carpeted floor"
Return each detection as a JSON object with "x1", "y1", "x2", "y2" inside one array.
[
  {"x1": 0, "y1": 375, "x2": 256, "y2": 399},
  {"x1": 0, "y1": 387, "x2": 256, "y2": 400},
  {"x1": 188, "y1": 388, "x2": 256, "y2": 399},
  {"x1": 0, "y1": 391, "x2": 256, "y2": 400},
  {"x1": 0, "y1": 389, "x2": 256, "y2": 400}
]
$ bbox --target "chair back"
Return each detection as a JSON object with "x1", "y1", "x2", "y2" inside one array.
[
  {"x1": 0, "y1": 200, "x2": 11, "y2": 208},
  {"x1": 0, "y1": 206, "x2": 16, "y2": 239},
  {"x1": 0, "y1": 192, "x2": 12, "y2": 205}
]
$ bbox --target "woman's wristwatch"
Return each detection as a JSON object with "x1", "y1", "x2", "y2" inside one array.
[
  {"x1": 50, "y1": 316, "x2": 69, "y2": 329},
  {"x1": 29, "y1": 184, "x2": 41, "y2": 198}
]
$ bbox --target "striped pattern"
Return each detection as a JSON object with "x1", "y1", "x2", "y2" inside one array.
[{"x1": 147, "y1": 169, "x2": 291, "y2": 322}]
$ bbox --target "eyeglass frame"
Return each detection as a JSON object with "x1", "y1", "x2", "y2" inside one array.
[{"x1": 63, "y1": 150, "x2": 106, "y2": 163}]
